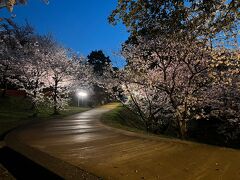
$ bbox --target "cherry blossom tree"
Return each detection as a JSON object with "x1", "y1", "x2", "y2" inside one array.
[
  {"x1": 108, "y1": 0, "x2": 239, "y2": 142},
  {"x1": 112, "y1": 34, "x2": 239, "y2": 139},
  {"x1": 13, "y1": 35, "x2": 50, "y2": 115},
  {"x1": 43, "y1": 44, "x2": 91, "y2": 114},
  {"x1": 207, "y1": 48, "x2": 240, "y2": 119},
  {"x1": 0, "y1": 20, "x2": 33, "y2": 96},
  {"x1": 120, "y1": 36, "x2": 208, "y2": 137},
  {"x1": 0, "y1": 20, "x2": 92, "y2": 115},
  {"x1": 43, "y1": 46, "x2": 74, "y2": 114}
]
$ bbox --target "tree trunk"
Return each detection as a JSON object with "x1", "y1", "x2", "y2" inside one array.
[
  {"x1": 31, "y1": 91, "x2": 38, "y2": 117},
  {"x1": 1, "y1": 79, "x2": 7, "y2": 97},
  {"x1": 53, "y1": 80, "x2": 59, "y2": 115},
  {"x1": 176, "y1": 109, "x2": 187, "y2": 139},
  {"x1": 179, "y1": 119, "x2": 187, "y2": 139},
  {"x1": 1, "y1": 65, "x2": 9, "y2": 97}
]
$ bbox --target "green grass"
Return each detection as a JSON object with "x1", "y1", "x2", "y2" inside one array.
[
  {"x1": 0, "y1": 96, "x2": 90, "y2": 139},
  {"x1": 101, "y1": 104, "x2": 177, "y2": 140},
  {"x1": 100, "y1": 104, "x2": 147, "y2": 134}
]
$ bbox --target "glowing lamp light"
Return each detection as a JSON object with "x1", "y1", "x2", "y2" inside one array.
[
  {"x1": 77, "y1": 91, "x2": 88, "y2": 98},
  {"x1": 77, "y1": 90, "x2": 88, "y2": 106}
]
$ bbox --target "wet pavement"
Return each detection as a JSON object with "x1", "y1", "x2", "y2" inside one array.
[{"x1": 5, "y1": 104, "x2": 240, "y2": 179}]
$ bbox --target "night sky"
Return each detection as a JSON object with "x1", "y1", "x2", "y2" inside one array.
[{"x1": 1, "y1": 0, "x2": 129, "y2": 67}]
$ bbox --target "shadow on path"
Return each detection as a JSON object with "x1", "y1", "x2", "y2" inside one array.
[{"x1": 0, "y1": 147, "x2": 62, "y2": 180}]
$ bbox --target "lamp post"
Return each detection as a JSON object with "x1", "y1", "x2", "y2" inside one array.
[{"x1": 77, "y1": 91, "x2": 88, "y2": 107}]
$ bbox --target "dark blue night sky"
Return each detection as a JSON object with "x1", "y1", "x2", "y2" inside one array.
[{"x1": 2, "y1": 0, "x2": 129, "y2": 67}]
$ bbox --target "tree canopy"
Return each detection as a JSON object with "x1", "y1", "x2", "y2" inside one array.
[
  {"x1": 0, "y1": 21, "x2": 91, "y2": 114},
  {"x1": 106, "y1": 0, "x2": 240, "y2": 142},
  {"x1": 87, "y1": 50, "x2": 111, "y2": 76},
  {"x1": 109, "y1": 0, "x2": 239, "y2": 42},
  {"x1": 0, "y1": 0, "x2": 48, "y2": 12}
]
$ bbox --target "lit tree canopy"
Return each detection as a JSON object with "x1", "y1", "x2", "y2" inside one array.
[
  {"x1": 0, "y1": 22, "x2": 92, "y2": 115},
  {"x1": 107, "y1": 0, "x2": 240, "y2": 140}
]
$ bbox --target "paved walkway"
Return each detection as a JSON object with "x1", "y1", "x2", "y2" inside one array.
[{"x1": 5, "y1": 104, "x2": 240, "y2": 179}]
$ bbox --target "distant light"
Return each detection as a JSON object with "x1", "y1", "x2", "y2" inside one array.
[{"x1": 77, "y1": 91, "x2": 88, "y2": 98}]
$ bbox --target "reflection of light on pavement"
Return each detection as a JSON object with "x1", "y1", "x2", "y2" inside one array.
[
  {"x1": 72, "y1": 133, "x2": 98, "y2": 143},
  {"x1": 52, "y1": 124, "x2": 92, "y2": 129}
]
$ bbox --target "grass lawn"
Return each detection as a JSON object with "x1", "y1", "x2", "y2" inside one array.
[
  {"x1": 0, "y1": 96, "x2": 90, "y2": 139},
  {"x1": 100, "y1": 103, "x2": 148, "y2": 134},
  {"x1": 101, "y1": 103, "x2": 240, "y2": 149},
  {"x1": 101, "y1": 103, "x2": 178, "y2": 140}
]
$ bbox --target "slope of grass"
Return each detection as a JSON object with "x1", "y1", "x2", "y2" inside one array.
[
  {"x1": 101, "y1": 104, "x2": 175, "y2": 140},
  {"x1": 101, "y1": 103, "x2": 240, "y2": 150},
  {"x1": 100, "y1": 104, "x2": 147, "y2": 134},
  {"x1": 0, "y1": 96, "x2": 90, "y2": 139}
]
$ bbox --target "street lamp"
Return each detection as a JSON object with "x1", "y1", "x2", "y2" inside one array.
[{"x1": 77, "y1": 91, "x2": 88, "y2": 107}]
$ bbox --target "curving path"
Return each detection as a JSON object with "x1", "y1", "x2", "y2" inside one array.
[{"x1": 5, "y1": 104, "x2": 240, "y2": 179}]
